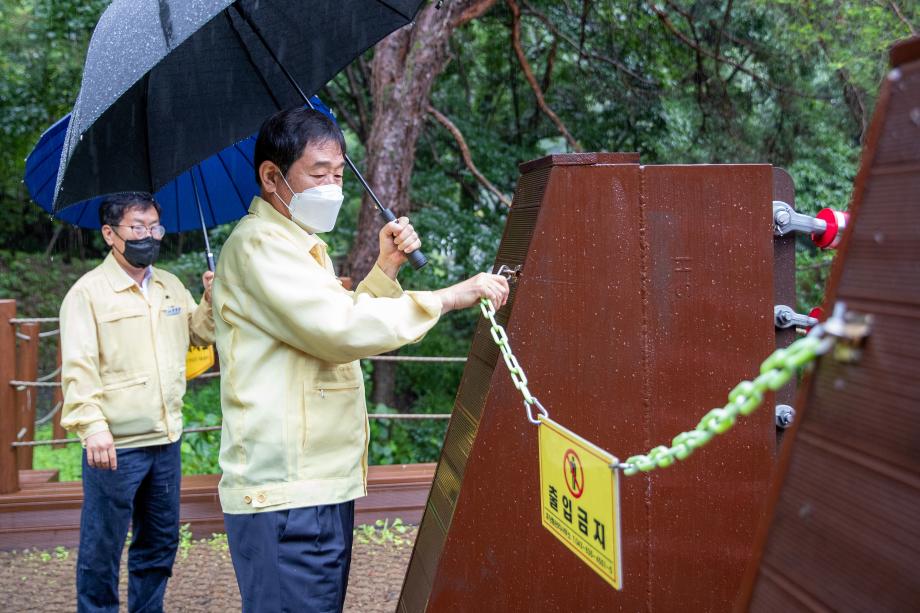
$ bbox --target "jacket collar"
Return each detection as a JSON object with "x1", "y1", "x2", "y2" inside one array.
[
  {"x1": 101, "y1": 251, "x2": 163, "y2": 293},
  {"x1": 249, "y1": 196, "x2": 328, "y2": 263}
]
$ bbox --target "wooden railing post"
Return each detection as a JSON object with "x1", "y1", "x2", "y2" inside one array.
[
  {"x1": 53, "y1": 342, "x2": 66, "y2": 448},
  {"x1": 15, "y1": 322, "x2": 39, "y2": 469},
  {"x1": 0, "y1": 300, "x2": 20, "y2": 494}
]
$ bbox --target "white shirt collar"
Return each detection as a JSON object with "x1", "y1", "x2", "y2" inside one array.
[{"x1": 138, "y1": 266, "x2": 153, "y2": 299}]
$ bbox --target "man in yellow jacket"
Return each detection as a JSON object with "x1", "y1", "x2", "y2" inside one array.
[
  {"x1": 213, "y1": 107, "x2": 509, "y2": 612},
  {"x1": 60, "y1": 192, "x2": 215, "y2": 612}
]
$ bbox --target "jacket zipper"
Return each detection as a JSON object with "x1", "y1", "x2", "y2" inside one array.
[{"x1": 147, "y1": 296, "x2": 169, "y2": 439}]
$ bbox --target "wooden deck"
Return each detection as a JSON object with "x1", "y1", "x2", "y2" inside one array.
[{"x1": 0, "y1": 464, "x2": 435, "y2": 550}]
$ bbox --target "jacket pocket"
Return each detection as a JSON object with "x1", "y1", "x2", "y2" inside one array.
[
  {"x1": 97, "y1": 309, "x2": 146, "y2": 324},
  {"x1": 96, "y1": 309, "x2": 148, "y2": 370},
  {"x1": 302, "y1": 380, "x2": 363, "y2": 477},
  {"x1": 101, "y1": 375, "x2": 159, "y2": 438}
]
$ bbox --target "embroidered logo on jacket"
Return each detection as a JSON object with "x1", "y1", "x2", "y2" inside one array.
[{"x1": 164, "y1": 305, "x2": 182, "y2": 316}]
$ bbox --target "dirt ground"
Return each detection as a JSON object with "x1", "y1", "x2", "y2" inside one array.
[{"x1": 0, "y1": 524, "x2": 416, "y2": 612}]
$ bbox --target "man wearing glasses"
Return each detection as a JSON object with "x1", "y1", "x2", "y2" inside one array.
[{"x1": 60, "y1": 192, "x2": 215, "y2": 612}]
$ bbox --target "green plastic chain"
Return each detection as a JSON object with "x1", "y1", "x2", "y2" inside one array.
[
  {"x1": 620, "y1": 333, "x2": 827, "y2": 476},
  {"x1": 481, "y1": 288, "x2": 851, "y2": 477},
  {"x1": 480, "y1": 297, "x2": 548, "y2": 424}
]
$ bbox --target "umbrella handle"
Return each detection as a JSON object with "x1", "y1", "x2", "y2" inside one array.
[{"x1": 379, "y1": 207, "x2": 428, "y2": 270}]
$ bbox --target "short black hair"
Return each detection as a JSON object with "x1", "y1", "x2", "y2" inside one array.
[
  {"x1": 98, "y1": 192, "x2": 161, "y2": 227},
  {"x1": 254, "y1": 107, "x2": 346, "y2": 186}
]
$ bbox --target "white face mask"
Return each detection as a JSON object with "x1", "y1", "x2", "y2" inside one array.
[{"x1": 276, "y1": 175, "x2": 344, "y2": 234}]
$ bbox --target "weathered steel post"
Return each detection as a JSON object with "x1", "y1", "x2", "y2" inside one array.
[
  {"x1": 52, "y1": 343, "x2": 66, "y2": 447},
  {"x1": 15, "y1": 323, "x2": 40, "y2": 468},
  {"x1": 0, "y1": 300, "x2": 20, "y2": 494}
]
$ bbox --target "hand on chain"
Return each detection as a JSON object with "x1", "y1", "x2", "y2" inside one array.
[{"x1": 435, "y1": 273, "x2": 509, "y2": 314}]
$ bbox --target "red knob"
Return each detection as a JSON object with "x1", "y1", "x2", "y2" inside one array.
[{"x1": 811, "y1": 208, "x2": 849, "y2": 249}]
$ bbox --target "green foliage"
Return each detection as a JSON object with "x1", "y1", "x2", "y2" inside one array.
[
  {"x1": 368, "y1": 404, "x2": 450, "y2": 466},
  {"x1": 32, "y1": 424, "x2": 81, "y2": 482},
  {"x1": 180, "y1": 379, "x2": 223, "y2": 475},
  {"x1": 0, "y1": 250, "x2": 98, "y2": 317},
  {"x1": 206, "y1": 532, "x2": 229, "y2": 554},
  {"x1": 353, "y1": 518, "x2": 411, "y2": 547},
  {"x1": 177, "y1": 523, "x2": 193, "y2": 560},
  {"x1": 0, "y1": 0, "x2": 110, "y2": 252}
]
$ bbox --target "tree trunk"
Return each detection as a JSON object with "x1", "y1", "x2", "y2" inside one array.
[{"x1": 345, "y1": 0, "x2": 496, "y2": 408}]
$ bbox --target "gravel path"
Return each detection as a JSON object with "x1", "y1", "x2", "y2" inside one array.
[{"x1": 0, "y1": 524, "x2": 415, "y2": 612}]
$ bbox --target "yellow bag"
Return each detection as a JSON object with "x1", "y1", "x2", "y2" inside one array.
[{"x1": 185, "y1": 345, "x2": 215, "y2": 380}]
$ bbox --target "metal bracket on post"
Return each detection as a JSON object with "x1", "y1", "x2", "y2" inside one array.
[
  {"x1": 773, "y1": 201, "x2": 827, "y2": 236},
  {"x1": 773, "y1": 201, "x2": 848, "y2": 249},
  {"x1": 824, "y1": 304, "x2": 873, "y2": 363},
  {"x1": 774, "y1": 305, "x2": 819, "y2": 330},
  {"x1": 494, "y1": 264, "x2": 522, "y2": 284}
]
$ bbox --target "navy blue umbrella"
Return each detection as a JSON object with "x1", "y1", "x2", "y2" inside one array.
[{"x1": 26, "y1": 97, "x2": 336, "y2": 270}]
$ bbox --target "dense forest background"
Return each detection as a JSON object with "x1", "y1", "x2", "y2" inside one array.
[{"x1": 0, "y1": 0, "x2": 916, "y2": 475}]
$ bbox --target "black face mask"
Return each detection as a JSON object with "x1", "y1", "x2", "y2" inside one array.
[{"x1": 120, "y1": 236, "x2": 161, "y2": 268}]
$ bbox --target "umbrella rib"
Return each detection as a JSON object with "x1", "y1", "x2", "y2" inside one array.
[
  {"x1": 29, "y1": 138, "x2": 65, "y2": 171},
  {"x1": 232, "y1": 143, "x2": 254, "y2": 215},
  {"x1": 31, "y1": 168, "x2": 60, "y2": 203},
  {"x1": 76, "y1": 200, "x2": 92, "y2": 227},
  {"x1": 234, "y1": 142, "x2": 254, "y2": 167},
  {"x1": 27, "y1": 120, "x2": 68, "y2": 170},
  {"x1": 374, "y1": 0, "x2": 414, "y2": 22},
  {"x1": 214, "y1": 150, "x2": 248, "y2": 217},
  {"x1": 224, "y1": 9, "x2": 282, "y2": 110}
]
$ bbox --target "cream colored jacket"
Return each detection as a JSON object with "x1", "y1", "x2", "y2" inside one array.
[
  {"x1": 213, "y1": 197, "x2": 441, "y2": 514},
  {"x1": 60, "y1": 252, "x2": 215, "y2": 448}
]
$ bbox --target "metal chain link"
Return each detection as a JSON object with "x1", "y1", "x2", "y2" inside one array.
[
  {"x1": 619, "y1": 324, "x2": 837, "y2": 475},
  {"x1": 480, "y1": 298, "x2": 548, "y2": 424}
]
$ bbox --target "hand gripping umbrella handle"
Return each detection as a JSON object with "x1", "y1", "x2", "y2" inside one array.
[{"x1": 378, "y1": 206, "x2": 428, "y2": 270}]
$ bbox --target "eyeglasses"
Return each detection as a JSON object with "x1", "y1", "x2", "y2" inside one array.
[{"x1": 111, "y1": 224, "x2": 166, "y2": 240}]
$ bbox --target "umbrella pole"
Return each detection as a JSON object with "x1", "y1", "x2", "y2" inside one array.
[
  {"x1": 231, "y1": 6, "x2": 427, "y2": 270},
  {"x1": 191, "y1": 175, "x2": 216, "y2": 272}
]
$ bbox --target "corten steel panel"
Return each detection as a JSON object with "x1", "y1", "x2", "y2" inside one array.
[
  {"x1": 643, "y1": 165, "x2": 776, "y2": 612},
  {"x1": 741, "y1": 37, "x2": 920, "y2": 612},
  {"x1": 400, "y1": 154, "x2": 782, "y2": 611}
]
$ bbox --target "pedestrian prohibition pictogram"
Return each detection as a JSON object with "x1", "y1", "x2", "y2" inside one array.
[
  {"x1": 538, "y1": 416, "x2": 623, "y2": 590},
  {"x1": 564, "y1": 449, "x2": 584, "y2": 498}
]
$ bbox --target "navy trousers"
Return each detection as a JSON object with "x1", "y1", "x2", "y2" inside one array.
[
  {"x1": 225, "y1": 501, "x2": 355, "y2": 613},
  {"x1": 77, "y1": 441, "x2": 181, "y2": 613}
]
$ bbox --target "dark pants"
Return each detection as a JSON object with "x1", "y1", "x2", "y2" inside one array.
[
  {"x1": 225, "y1": 501, "x2": 355, "y2": 613},
  {"x1": 77, "y1": 441, "x2": 181, "y2": 613}
]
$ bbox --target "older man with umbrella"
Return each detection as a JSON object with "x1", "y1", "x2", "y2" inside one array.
[{"x1": 215, "y1": 104, "x2": 509, "y2": 613}]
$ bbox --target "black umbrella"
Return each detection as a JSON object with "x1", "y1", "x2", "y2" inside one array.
[{"x1": 55, "y1": 0, "x2": 428, "y2": 268}]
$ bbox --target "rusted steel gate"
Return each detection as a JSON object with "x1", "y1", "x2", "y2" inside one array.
[
  {"x1": 738, "y1": 36, "x2": 920, "y2": 612},
  {"x1": 400, "y1": 153, "x2": 795, "y2": 611}
]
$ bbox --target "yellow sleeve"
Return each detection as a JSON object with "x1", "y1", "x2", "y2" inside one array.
[
  {"x1": 234, "y1": 232, "x2": 442, "y2": 364},
  {"x1": 354, "y1": 264, "x2": 404, "y2": 299},
  {"x1": 186, "y1": 288, "x2": 215, "y2": 346},
  {"x1": 59, "y1": 287, "x2": 109, "y2": 441}
]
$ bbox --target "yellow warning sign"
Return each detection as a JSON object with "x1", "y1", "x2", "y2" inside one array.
[
  {"x1": 538, "y1": 416, "x2": 623, "y2": 590},
  {"x1": 185, "y1": 345, "x2": 215, "y2": 380}
]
